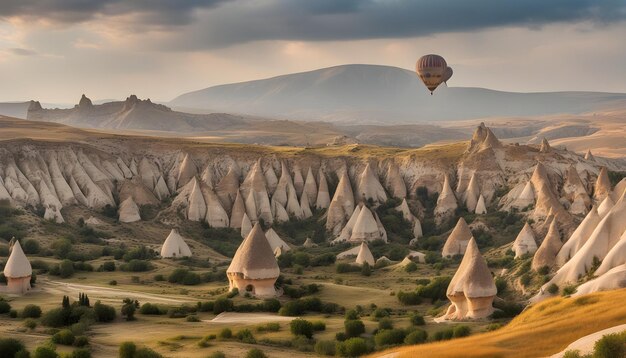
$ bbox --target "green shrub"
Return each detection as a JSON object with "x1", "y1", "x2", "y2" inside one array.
[
  {"x1": 344, "y1": 319, "x2": 365, "y2": 338},
  {"x1": 73, "y1": 336, "x2": 89, "y2": 347},
  {"x1": 22, "y1": 304, "x2": 42, "y2": 318},
  {"x1": 0, "y1": 338, "x2": 26, "y2": 357},
  {"x1": 23, "y1": 239, "x2": 41, "y2": 254},
  {"x1": 336, "y1": 337, "x2": 368, "y2": 357},
  {"x1": 547, "y1": 283, "x2": 559, "y2": 294},
  {"x1": 245, "y1": 349, "x2": 267, "y2": 358},
  {"x1": 397, "y1": 291, "x2": 422, "y2": 305},
  {"x1": 139, "y1": 303, "x2": 164, "y2": 315},
  {"x1": 101, "y1": 261, "x2": 116, "y2": 272},
  {"x1": 236, "y1": 329, "x2": 255, "y2": 343},
  {"x1": 453, "y1": 325, "x2": 471, "y2": 338},
  {"x1": 405, "y1": 262, "x2": 418, "y2": 272},
  {"x1": 186, "y1": 315, "x2": 200, "y2": 322},
  {"x1": 562, "y1": 285, "x2": 577, "y2": 296},
  {"x1": 371, "y1": 308, "x2": 390, "y2": 320},
  {"x1": 345, "y1": 309, "x2": 359, "y2": 320},
  {"x1": 133, "y1": 348, "x2": 162, "y2": 358},
  {"x1": 58, "y1": 260, "x2": 75, "y2": 278},
  {"x1": 256, "y1": 322, "x2": 280, "y2": 332},
  {"x1": 312, "y1": 321, "x2": 326, "y2": 331},
  {"x1": 375, "y1": 329, "x2": 406, "y2": 347},
  {"x1": 212, "y1": 298, "x2": 234, "y2": 314},
  {"x1": 70, "y1": 348, "x2": 91, "y2": 358},
  {"x1": 562, "y1": 350, "x2": 583, "y2": 358},
  {"x1": 404, "y1": 329, "x2": 428, "y2": 344},
  {"x1": 207, "y1": 352, "x2": 226, "y2": 358},
  {"x1": 433, "y1": 327, "x2": 454, "y2": 341},
  {"x1": 314, "y1": 340, "x2": 336, "y2": 356},
  {"x1": 593, "y1": 331, "x2": 626, "y2": 358},
  {"x1": 118, "y1": 342, "x2": 136, "y2": 358},
  {"x1": 24, "y1": 318, "x2": 37, "y2": 330},
  {"x1": 52, "y1": 329, "x2": 75, "y2": 345},
  {"x1": 120, "y1": 260, "x2": 153, "y2": 272},
  {"x1": 290, "y1": 318, "x2": 314, "y2": 338},
  {"x1": 410, "y1": 313, "x2": 425, "y2": 326},
  {"x1": 94, "y1": 301, "x2": 116, "y2": 322},
  {"x1": 0, "y1": 300, "x2": 11, "y2": 314},
  {"x1": 218, "y1": 328, "x2": 232, "y2": 339},
  {"x1": 378, "y1": 318, "x2": 393, "y2": 330},
  {"x1": 33, "y1": 346, "x2": 58, "y2": 358}
]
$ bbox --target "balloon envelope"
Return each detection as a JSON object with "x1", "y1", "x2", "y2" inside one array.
[
  {"x1": 443, "y1": 67, "x2": 453, "y2": 83},
  {"x1": 415, "y1": 54, "x2": 448, "y2": 93}
]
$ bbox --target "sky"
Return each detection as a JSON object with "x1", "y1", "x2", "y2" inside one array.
[{"x1": 1, "y1": 0, "x2": 626, "y2": 103}]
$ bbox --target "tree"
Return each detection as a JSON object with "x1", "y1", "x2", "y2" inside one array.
[
  {"x1": 290, "y1": 318, "x2": 314, "y2": 338},
  {"x1": 344, "y1": 320, "x2": 365, "y2": 338},
  {"x1": 93, "y1": 301, "x2": 116, "y2": 322},
  {"x1": 118, "y1": 342, "x2": 136, "y2": 358},
  {"x1": 62, "y1": 296, "x2": 70, "y2": 309},
  {"x1": 33, "y1": 346, "x2": 58, "y2": 358},
  {"x1": 0, "y1": 338, "x2": 26, "y2": 358},
  {"x1": 121, "y1": 298, "x2": 139, "y2": 321},
  {"x1": 21, "y1": 304, "x2": 42, "y2": 318},
  {"x1": 361, "y1": 263, "x2": 372, "y2": 276}
]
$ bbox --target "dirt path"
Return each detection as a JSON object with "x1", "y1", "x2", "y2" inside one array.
[
  {"x1": 550, "y1": 324, "x2": 626, "y2": 357},
  {"x1": 207, "y1": 312, "x2": 295, "y2": 324},
  {"x1": 40, "y1": 279, "x2": 198, "y2": 305}
]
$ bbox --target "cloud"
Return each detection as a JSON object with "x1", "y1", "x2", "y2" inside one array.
[
  {"x1": 2, "y1": 0, "x2": 626, "y2": 49},
  {"x1": 7, "y1": 47, "x2": 37, "y2": 56}
]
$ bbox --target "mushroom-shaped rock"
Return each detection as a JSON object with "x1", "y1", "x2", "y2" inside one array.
[
  {"x1": 442, "y1": 217, "x2": 473, "y2": 257},
  {"x1": 434, "y1": 174, "x2": 458, "y2": 222},
  {"x1": 240, "y1": 213, "x2": 253, "y2": 239},
  {"x1": 475, "y1": 195, "x2": 487, "y2": 214},
  {"x1": 385, "y1": 163, "x2": 406, "y2": 199},
  {"x1": 3, "y1": 240, "x2": 33, "y2": 294},
  {"x1": 265, "y1": 228, "x2": 291, "y2": 253},
  {"x1": 118, "y1": 197, "x2": 140, "y2": 223},
  {"x1": 513, "y1": 223, "x2": 537, "y2": 258},
  {"x1": 227, "y1": 223, "x2": 280, "y2": 297},
  {"x1": 350, "y1": 206, "x2": 381, "y2": 242},
  {"x1": 356, "y1": 163, "x2": 387, "y2": 203},
  {"x1": 532, "y1": 220, "x2": 562, "y2": 271},
  {"x1": 161, "y1": 229, "x2": 192, "y2": 258},
  {"x1": 556, "y1": 207, "x2": 601, "y2": 266},
  {"x1": 442, "y1": 238, "x2": 496, "y2": 320},
  {"x1": 594, "y1": 167, "x2": 612, "y2": 203},
  {"x1": 315, "y1": 170, "x2": 331, "y2": 209},
  {"x1": 355, "y1": 242, "x2": 375, "y2": 266}
]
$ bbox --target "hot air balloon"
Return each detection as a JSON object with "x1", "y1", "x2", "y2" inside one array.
[{"x1": 415, "y1": 54, "x2": 452, "y2": 94}]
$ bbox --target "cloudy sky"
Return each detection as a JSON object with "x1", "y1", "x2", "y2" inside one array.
[{"x1": 1, "y1": 0, "x2": 626, "y2": 103}]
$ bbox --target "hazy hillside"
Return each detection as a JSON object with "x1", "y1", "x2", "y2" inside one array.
[
  {"x1": 171, "y1": 64, "x2": 626, "y2": 124},
  {"x1": 0, "y1": 101, "x2": 31, "y2": 119}
]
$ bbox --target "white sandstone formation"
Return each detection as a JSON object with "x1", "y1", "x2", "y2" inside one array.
[
  {"x1": 272, "y1": 199, "x2": 290, "y2": 223},
  {"x1": 555, "y1": 207, "x2": 601, "y2": 266},
  {"x1": 434, "y1": 174, "x2": 458, "y2": 222},
  {"x1": 326, "y1": 170, "x2": 355, "y2": 235},
  {"x1": 303, "y1": 167, "x2": 318, "y2": 204},
  {"x1": 292, "y1": 164, "x2": 304, "y2": 198},
  {"x1": 584, "y1": 150, "x2": 596, "y2": 162},
  {"x1": 510, "y1": 181, "x2": 535, "y2": 210},
  {"x1": 215, "y1": 167, "x2": 240, "y2": 212},
  {"x1": 265, "y1": 228, "x2": 291, "y2": 253},
  {"x1": 597, "y1": 196, "x2": 614, "y2": 219},
  {"x1": 513, "y1": 223, "x2": 537, "y2": 258},
  {"x1": 356, "y1": 162, "x2": 387, "y2": 203},
  {"x1": 532, "y1": 220, "x2": 562, "y2": 271},
  {"x1": 574, "y1": 264, "x2": 626, "y2": 296},
  {"x1": 227, "y1": 223, "x2": 280, "y2": 298},
  {"x1": 2, "y1": 240, "x2": 32, "y2": 295},
  {"x1": 315, "y1": 170, "x2": 331, "y2": 209},
  {"x1": 336, "y1": 205, "x2": 361, "y2": 242},
  {"x1": 187, "y1": 179, "x2": 207, "y2": 222},
  {"x1": 177, "y1": 153, "x2": 197, "y2": 188},
  {"x1": 350, "y1": 206, "x2": 382, "y2": 242},
  {"x1": 85, "y1": 216, "x2": 104, "y2": 226},
  {"x1": 562, "y1": 165, "x2": 590, "y2": 215},
  {"x1": 118, "y1": 197, "x2": 141, "y2": 223},
  {"x1": 385, "y1": 163, "x2": 406, "y2": 199},
  {"x1": 240, "y1": 213, "x2": 253, "y2": 239},
  {"x1": 593, "y1": 167, "x2": 611, "y2": 203},
  {"x1": 230, "y1": 190, "x2": 246, "y2": 229},
  {"x1": 442, "y1": 217, "x2": 473, "y2": 257},
  {"x1": 464, "y1": 172, "x2": 480, "y2": 213},
  {"x1": 161, "y1": 229, "x2": 192, "y2": 258},
  {"x1": 442, "y1": 238, "x2": 496, "y2": 320},
  {"x1": 355, "y1": 242, "x2": 375, "y2": 266},
  {"x1": 475, "y1": 195, "x2": 487, "y2": 214},
  {"x1": 302, "y1": 238, "x2": 317, "y2": 248},
  {"x1": 395, "y1": 198, "x2": 423, "y2": 239},
  {"x1": 539, "y1": 138, "x2": 551, "y2": 153}
]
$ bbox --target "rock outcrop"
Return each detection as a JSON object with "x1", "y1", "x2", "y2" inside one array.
[
  {"x1": 326, "y1": 170, "x2": 355, "y2": 235},
  {"x1": 513, "y1": 223, "x2": 537, "y2": 258},
  {"x1": 356, "y1": 162, "x2": 387, "y2": 203},
  {"x1": 355, "y1": 242, "x2": 375, "y2": 266},
  {"x1": 435, "y1": 174, "x2": 458, "y2": 223},
  {"x1": 532, "y1": 220, "x2": 562, "y2": 271},
  {"x1": 442, "y1": 238, "x2": 496, "y2": 320},
  {"x1": 118, "y1": 197, "x2": 141, "y2": 223},
  {"x1": 265, "y1": 228, "x2": 291, "y2": 253},
  {"x1": 315, "y1": 170, "x2": 331, "y2": 209},
  {"x1": 161, "y1": 229, "x2": 192, "y2": 258},
  {"x1": 350, "y1": 206, "x2": 382, "y2": 242},
  {"x1": 442, "y1": 218, "x2": 473, "y2": 257},
  {"x1": 555, "y1": 207, "x2": 601, "y2": 266},
  {"x1": 593, "y1": 167, "x2": 611, "y2": 203}
]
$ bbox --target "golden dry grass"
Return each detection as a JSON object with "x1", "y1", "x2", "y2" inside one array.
[{"x1": 374, "y1": 289, "x2": 626, "y2": 358}]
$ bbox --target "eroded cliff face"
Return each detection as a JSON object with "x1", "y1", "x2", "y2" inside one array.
[{"x1": 0, "y1": 121, "x2": 622, "y2": 239}]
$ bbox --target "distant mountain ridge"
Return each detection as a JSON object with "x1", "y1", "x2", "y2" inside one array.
[
  {"x1": 171, "y1": 64, "x2": 626, "y2": 124},
  {"x1": 27, "y1": 94, "x2": 247, "y2": 132}
]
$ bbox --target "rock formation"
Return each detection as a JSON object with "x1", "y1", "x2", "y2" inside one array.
[
  {"x1": 350, "y1": 206, "x2": 381, "y2": 242},
  {"x1": 442, "y1": 238, "x2": 496, "y2": 320},
  {"x1": 2, "y1": 240, "x2": 32, "y2": 294},
  {"x1": 292, "y1": 164, "x2": 304, "y2": 198},
  {"x1": 464, "y1": 172, "x2": 480, "y2": 213},
  {"x1": 597, "y1": 196, "x2": 614, "y2": 218},
  {"x1": 230, "y1": 190, "x2": 246, "y2": 229},
  {"x1": 240, "y1": 213, "x2": 253, "y2": 239},
  {"x1": 356, "y1": 162, "x2": 387, "y2": 203},
  {"x1": 355, "y1": 242, "x2": 375, "y2": 266},
  {"x1": 265, "y1": 228, "x2": 291, "y2": 253},
  {"x1": 513, "y1": 223, "x2": 537, "y2": 258},
  {"x1": 326, "y1": 170, "x2": 355, "y2": 234},
  {"x1": 118, "y1": 197, "x2": 141, "y2": 223},
  {"x1": 187, "y1": 179, "x2": 206, "y2": 222},
  {"x1": 555, "y1": 207, "x2": 601, "y2": 266},
  {"x1": 303, "y1": 167, "x2": 318, "y2": 204},
  {"x1": 539, "y1": 138, "x2": 551, "y2": 153},
  {"x1": 177, "y1": 153, "x2": 197, "y2": 188},
  {"x1": 442, "y1": 217, "x2": 473, "y2": 257},
  {"x1": 532, "y1": 220, "x2": 562, "y2": 271},
  {"x1": 336, "y1": 205, "x2": 361, "y2": 242},
  {"x1": 302, "y1": 238, "x2": 317, "y2": 248},
  {"x1": 475, "y1": 195, "x2": 487, "y2": 214},
  {"x1": 434, "y1": 174, "x2": 458, "y2": 223},
  {"x1": 227, "y1": 223, "x2": 280, "y2": 297},
  {"x1": 573, "y1": 264, "x2": 626, "y2": 296},
  {"x1": 395, "y1": 198, "x2": 423, "y2": 239},
  {"x1": 584, "y1": 150, "x2": 596, "y2": 162},
  {"x1": 510, "y1": 181, "x2": 535, "y2": 210},
  {"x1": 562, "y1": 165, "x2": 591, "y2": 215},
  {"x1": 593, "y1": 167, "x2": 611, "y2": 203},
  {"x1": 385, "y1": 163, "x2": 406, "y2": 199},
  {"x1": 161, "y1": 229, "x2": 192, "y2": 258},
  {"x1": 215, "y1": 167, "x2": 240, "y2": 212},
  {"x1": 315, "y1": 170, "x2": 331, "y2": 209}
]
